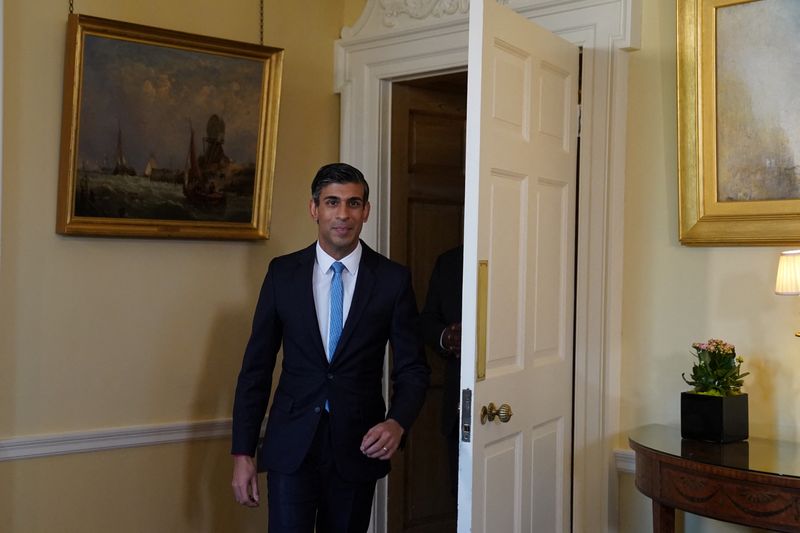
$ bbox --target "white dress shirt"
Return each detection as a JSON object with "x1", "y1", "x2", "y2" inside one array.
[{"x1": 313, "y1": 241, "x2": 362, "y2": 360}]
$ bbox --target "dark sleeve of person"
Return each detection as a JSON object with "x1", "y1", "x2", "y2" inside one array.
[
  {"x1": 385, "y1": 268, "x2": 430, "y2": 432},
  {"x1": 230, "y1": 260, "x2": 283, "y2": 456},
  {"x1": 420, "y1": 254, "x2": 449, "y2": 354}
]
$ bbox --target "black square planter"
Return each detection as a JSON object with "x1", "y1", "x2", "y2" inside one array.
[{"x1": 680, "y1": 392, "x2": 748, "y2": 443}]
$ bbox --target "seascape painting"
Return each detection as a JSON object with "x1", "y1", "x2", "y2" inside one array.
[
  {"x1": 716, "y1": 0, "x2": 800, "y2": 202},
  {"x1": 56, "y1": 15, "x2": 283, "y2": 239},
  {"x1": 75, "y1": 35, "x2": 263, "y2": 222}
]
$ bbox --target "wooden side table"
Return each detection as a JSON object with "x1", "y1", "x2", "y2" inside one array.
[{"x1": 629, "y1": 424, "x2": 800, "y2": 532}]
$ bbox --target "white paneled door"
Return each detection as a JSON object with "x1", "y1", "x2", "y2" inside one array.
[{"x1": 459, "y1": 1, "x2": 579, "y2": 531}]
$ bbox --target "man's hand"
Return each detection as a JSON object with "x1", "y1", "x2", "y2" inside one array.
[
  {"x1": 360, "y1": 418, "x2": 404, "y2": 460},
  {"x1": 442, "y1": 322, "x2": 462, "y2": 357},
  {"x1": 231, "y1": 455, "x2": 260, "y2": 507}
]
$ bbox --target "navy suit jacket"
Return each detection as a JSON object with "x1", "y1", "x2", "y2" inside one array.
[
  {"x1": 231, "y1": 241, "x2": 430, "y2": 482},
  {"x1": 420, "y1": 245, "x2": 463, "y2": 437}
]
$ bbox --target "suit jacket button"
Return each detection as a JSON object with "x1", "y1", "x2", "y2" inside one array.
[
  {"x1": 327, "y1": 373, "x2": 334, "y2": 380},
  {"x1": 314, "y1": 406, "x2": 321, "y2": 413}
]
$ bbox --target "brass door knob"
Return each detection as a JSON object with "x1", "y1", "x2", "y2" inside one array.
[{"x1": 480, "y1": 402, "x2": 513, "y2": 424}]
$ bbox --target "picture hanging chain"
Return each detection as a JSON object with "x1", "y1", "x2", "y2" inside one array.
[{"x1": 69, "y1": 0, "x2": 74, "y2": 14}]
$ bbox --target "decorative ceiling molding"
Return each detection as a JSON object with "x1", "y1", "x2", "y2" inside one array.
[
  {"x1": 380, "y1": 0, "x2": 467, "y2": 26},
  {"x1": 342, "y1": 0, "x2": 639, "y2": 50},
  {"x1": 379, "y1": 0, "x2": 509, "y2": 27}
]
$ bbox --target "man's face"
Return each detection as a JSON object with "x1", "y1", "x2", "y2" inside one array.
[{"x1": 309, "y1": 182, "x2": 370, "y2": 259}]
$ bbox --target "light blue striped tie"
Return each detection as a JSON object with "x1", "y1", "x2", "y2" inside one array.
[{"x1": 328, "y1": 261, "x2": 345, "y2": 362}]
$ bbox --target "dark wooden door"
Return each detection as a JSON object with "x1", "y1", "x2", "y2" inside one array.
[{"x1": 388, "y1": 72, "x2": 466, "y2": 533}]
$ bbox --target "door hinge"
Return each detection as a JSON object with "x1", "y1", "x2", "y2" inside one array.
[
  {"x1": 461, "y1": 388, "x2": 472, "y2": 442},
  {"x1": 577, "y1": 103, "x2": 583, "y2": 138}
]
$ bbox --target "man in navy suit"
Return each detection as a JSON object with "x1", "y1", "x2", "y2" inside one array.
[{"x1": 231, "y1": 163, "x2": 429, "y2": 532}]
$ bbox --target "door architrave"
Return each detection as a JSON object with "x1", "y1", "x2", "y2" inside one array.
[{"x1": 334, "y1": 1, "x2": 640, "y2": 531}]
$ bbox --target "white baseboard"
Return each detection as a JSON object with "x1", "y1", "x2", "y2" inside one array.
[
  {"x1": 0, "y1": 418, "x2": 232, "y2": 461},
  {"x1": 614, "y1": 447, "x2": 635, "y2": 474}
]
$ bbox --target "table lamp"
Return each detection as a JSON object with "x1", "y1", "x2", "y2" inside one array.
[{"x1": 775, "y1": 249, "x2": 800, "y2": 336}]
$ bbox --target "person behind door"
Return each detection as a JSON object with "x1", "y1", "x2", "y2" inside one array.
[
  {"x1": 230, "y1": 163, "x2": 430, "y2": 532},
  {"x1": 420, "y1": 244, "x2": 463, "y2": 497}
]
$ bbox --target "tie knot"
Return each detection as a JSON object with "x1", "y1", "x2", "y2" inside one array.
[{"x1": 331, "y1": 261, "x2": 345, "y2": 274}]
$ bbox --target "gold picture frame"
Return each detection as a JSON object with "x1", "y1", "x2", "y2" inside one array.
[
  {"x1": 678, "y1": 0, "x2": 800, "y2": 245},
  {"x1": 56, "y1": 15, "x2": 283, "y2": 239}
]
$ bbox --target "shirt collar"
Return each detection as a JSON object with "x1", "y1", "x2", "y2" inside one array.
[{"x1": 315, "y1": 241, "x2": 362, "y2": 274}]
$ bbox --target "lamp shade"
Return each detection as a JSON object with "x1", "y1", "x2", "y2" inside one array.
[{"x1": 775, "y1": 250, "x2": 800, "y2": 295}]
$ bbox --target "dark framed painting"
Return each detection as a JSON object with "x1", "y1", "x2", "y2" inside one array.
[
  {"x1": 56, "y1": 14, "x2": 283, "y2": 239},
  {"x1": 678, "y1": 0, "x2": 800, "y2": 245}
]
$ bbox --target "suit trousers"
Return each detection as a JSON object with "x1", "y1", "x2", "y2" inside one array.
[{"x1": 267, "y1": 412, "x2": 377, "y2": 533}]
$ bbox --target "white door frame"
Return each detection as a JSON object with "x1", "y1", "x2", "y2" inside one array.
[{"x1": 334, "y1": 1, "x2": 640, "y2": 531}]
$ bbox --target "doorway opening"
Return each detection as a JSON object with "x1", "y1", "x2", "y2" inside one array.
[{"x1": 387, "y1": 71, "x2": 467, "y2": 533}]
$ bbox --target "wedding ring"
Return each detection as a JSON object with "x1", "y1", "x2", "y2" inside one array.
[{"x1": 382, "y1": 446, "x2": 388, "y2": 452}]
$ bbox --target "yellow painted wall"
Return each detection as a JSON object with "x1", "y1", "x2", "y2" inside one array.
[
  {"x1": 619, "y1": 0, "x2": 800, "y2": 531},
  {"x1": 344, "y1": 0, "x2": 368, "y2": 30},
  {"x1": 0, "y1": 0, "x2": 366, "y2": 530}
]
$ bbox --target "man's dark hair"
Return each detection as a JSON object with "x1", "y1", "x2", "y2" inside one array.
[{"x1": 311, "y1": 163, "x2": 370, "y2": 205}]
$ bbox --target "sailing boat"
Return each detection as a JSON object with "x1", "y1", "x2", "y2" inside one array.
[
  {"x1": 182, "y1": 125, "x2": 225, "y2": 206},
  {"x1": 112, "y1": 125, "x2": 136, "y2": 176},
  {"x1": 144, "y1": 156, "x2": 157, "y2": 178}
]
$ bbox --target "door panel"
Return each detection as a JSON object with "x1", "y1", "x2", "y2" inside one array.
[
  {"x1": 483, "y1": 432, "x2": 522, "y2": 531},
  {"x1": 530, "y1": 420, "x2": 563, "y2": 532},
  {"x1": 460, "y1": 1, "x2": 579, "y2": 531},
  {"x1": 486, "y1": 170, "x2": 527, "y2": 371}
]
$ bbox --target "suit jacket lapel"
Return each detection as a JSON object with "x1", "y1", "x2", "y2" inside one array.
[
  {"x1": 295, "y1": 244, "x2": 327, "y2": 364},
  {"x1": 331, "y1": 242, "x2": 376, "y2": 363}
]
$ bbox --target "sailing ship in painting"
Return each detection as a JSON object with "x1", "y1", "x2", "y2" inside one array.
[
  {"x1": 182, "y1": 115, "x2": 227, "y2": 207},
  {"x1": 74, "y1": 114, "x2": 256, "y2": 222},
  {"x1": 143, "y1": 155, "x2": 176, "y2": 182},
  {"x1": 111, "y1": 126, "x2": 136, "y2": 176}
]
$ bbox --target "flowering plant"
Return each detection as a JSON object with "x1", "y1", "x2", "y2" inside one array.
[{"x1": 682, "y1": 338, "x2": 749, "y2": 396}]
